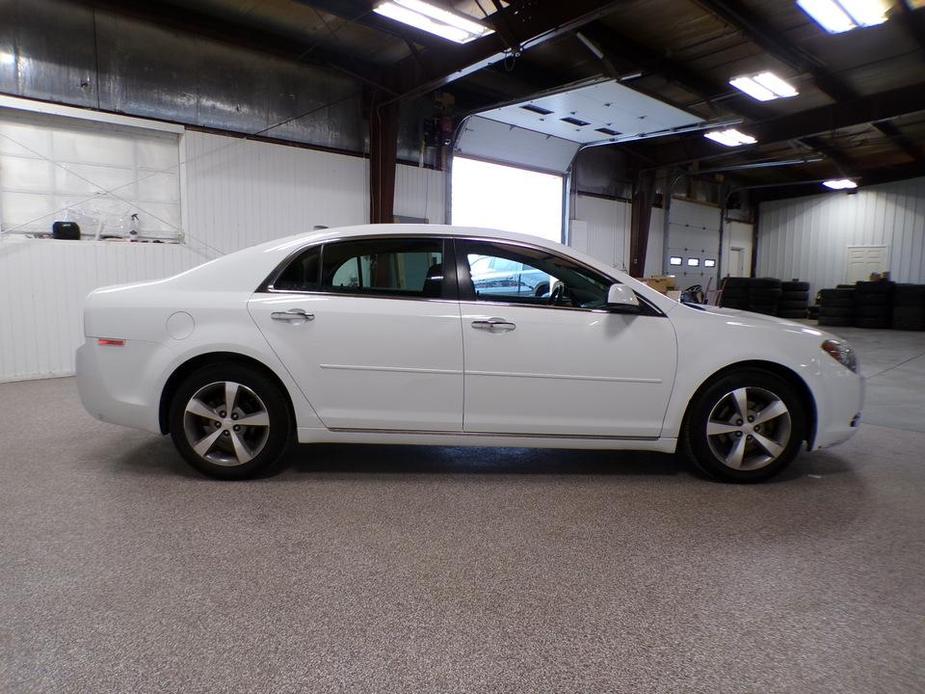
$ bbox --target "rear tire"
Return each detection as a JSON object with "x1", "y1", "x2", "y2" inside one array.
[
  {"x1": 681, "y1": 369, "x2": 806, "y2": 483},
  {"x1": 168, "y1": 362, "x2": 293, "y2": 479}
]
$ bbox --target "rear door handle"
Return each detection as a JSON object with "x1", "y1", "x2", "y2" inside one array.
[
  {"x1": 472, "y1": 318, "x2": 516, "y2": 332},
  {"x1": 271, "y1": 308, "x2": 314, "y2": 323}
]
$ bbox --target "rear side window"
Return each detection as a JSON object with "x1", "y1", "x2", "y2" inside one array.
[
  {"x1": 320, "y1": 238, "x2": 445, "y2": 299},
  {"x1": 273, "y1": 246, "x2": 320, "y2": 292}
]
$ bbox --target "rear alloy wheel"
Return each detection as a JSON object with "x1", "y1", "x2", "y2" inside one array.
[
  {"x1": 682, "y1": 369, "x2": 805, "y2": 482},
  {"x1": 169, "y1": 363, "x2": 292, "y2": 479},
  {"x1": 183, "y1": 382, "x2": 270, "y2": 466}
]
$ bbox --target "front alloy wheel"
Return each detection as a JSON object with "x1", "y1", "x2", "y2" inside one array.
[
  {"x1": 705, "y1": 387, "x2": 792, "y2": 471},
  {"x1": 682, "y1": 369, "x2": 805, "y2": 482}
]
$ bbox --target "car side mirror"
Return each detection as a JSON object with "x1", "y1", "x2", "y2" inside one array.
[{"x1": 606, "y1": 284, "x2": 641, "y2": 313}]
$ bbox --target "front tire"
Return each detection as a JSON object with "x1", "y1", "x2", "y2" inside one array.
[
  {"x1": 681, "y1": 369, "x2": 806, "y2": 482},
  {"x1": 168, "y1": 362, "x2": 293, "y2": 479}
]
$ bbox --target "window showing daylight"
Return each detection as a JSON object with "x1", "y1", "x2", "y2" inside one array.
[
  {"x1": 0, "y1": 110, "x2": 181, "y2": 241},
  {"x1": 451, "y1": 156, "x2": 563, "y2": 243}
]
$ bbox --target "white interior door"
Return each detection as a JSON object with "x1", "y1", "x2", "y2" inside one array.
[
  {"x1": 729, "y1": 247, "x2": 745, "y2": 277},
  {"x1": 845, "y1": 246, "x2": 888, "y2": 283}
]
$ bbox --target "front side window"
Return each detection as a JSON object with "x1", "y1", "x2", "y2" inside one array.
[
  {"x1": 320, "y1": 238, "x2": 445, "y2": 298},
  {"x1": 461, "y1": 240, "x2": 613, "y2": 310}
]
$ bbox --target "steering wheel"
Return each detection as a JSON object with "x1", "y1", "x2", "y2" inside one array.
[{"x1": 548, "y1": 282, "x2": 570, "y2": 306}]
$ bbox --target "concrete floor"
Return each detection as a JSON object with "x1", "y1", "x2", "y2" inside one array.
[{"x1": 2, "y1": 327, "x2": 924, "y2": 693}]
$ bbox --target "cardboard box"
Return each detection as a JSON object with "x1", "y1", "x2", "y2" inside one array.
[{"x1": 642, "y1": 276, "x2": 677, "y2": 294}]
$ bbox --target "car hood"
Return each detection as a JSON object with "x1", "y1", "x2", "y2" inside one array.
[
  {"x1": 686, "y1": 304, "x2": 805, "y2": 327},
  {"x1": 675, "y1": 302, "x2": 841, "y2": 345}
]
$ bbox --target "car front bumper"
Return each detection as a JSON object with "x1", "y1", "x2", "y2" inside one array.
[{"x1": 811, "y1": 359, "x2": 865, "y2": 450}]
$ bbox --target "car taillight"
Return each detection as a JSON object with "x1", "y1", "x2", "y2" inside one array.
[{"x1": 97, "y1": 338, "x2": 126, "y2": 347}]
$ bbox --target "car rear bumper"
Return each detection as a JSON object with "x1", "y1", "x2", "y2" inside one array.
[{"x1": 76, "y1": 338, "x2": 163, "y2": 434}]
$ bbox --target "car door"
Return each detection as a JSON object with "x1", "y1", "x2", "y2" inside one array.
[
  {"x1": 458, "y1": 239, "x2": 678, "y2": 438},
  {"x1": 248, "y1": 236, "x2": 464, "y2": 431}
]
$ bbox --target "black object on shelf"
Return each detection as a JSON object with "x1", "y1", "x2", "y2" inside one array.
[{"x1": 52, "y1": 221, "x2": 81, "y2": 240}]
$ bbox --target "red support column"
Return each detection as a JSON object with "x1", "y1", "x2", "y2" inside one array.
[
  {"x1": 629, "y1": 170, "x2": 656, "y2": 278},
  {"x1": 369, "y1": 91, "x2": 399, "y2": 224}
]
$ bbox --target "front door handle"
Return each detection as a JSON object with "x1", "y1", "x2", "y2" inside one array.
[
  {"x1": 271, "y1": 308, "x2": 314, "y2": 323},
  {"x1": 472, "y1": 318, "x2": 516, "y2": 332}
]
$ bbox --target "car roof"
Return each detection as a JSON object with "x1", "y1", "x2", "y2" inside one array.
[{"x1": 258, "y1": 223, "x2": 569, "y2": 253}]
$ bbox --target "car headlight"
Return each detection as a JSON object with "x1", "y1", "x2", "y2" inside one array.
[{"x1": 821, "y1": 339, "x2": 858, "y2": 373}]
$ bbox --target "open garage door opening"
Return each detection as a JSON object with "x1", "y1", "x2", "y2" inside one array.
[{"x1": 451, "y1": 156, "x2": 564, "y2": 243}]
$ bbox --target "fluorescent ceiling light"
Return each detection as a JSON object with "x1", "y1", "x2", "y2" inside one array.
[
  {"x1": 374, "y1": 0, "x2": 493, "y2": 44},
  {"x1": 731, "y1": 72, "x2": 798, "y2": 101},
  {"x1": 753, "y1": 72, "x2": 799, "y2": 98},
  {"x1": 837, "y1": 0, "x2": 888, "y2": 26},
  {"x1": 730, "y1": 76, "x2": 776, "y2": 101},
  {"x1": 704, "y1": 129, "x2": 758, "y2": 147},
  {"x1": 797, "y1": 0, "x2": 887, "y2": 34},
  {"x1": 823, "y1": 178, "x2": 858, "y2": 189}
]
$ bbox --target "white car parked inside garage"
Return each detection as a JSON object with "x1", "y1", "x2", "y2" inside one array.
[{"x1": 76, "y1": 224, "x2": 864, "y2": 482}]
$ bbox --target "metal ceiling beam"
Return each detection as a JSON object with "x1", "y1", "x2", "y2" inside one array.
[
  {"x1": 297, "y1": 0, "x2": 623, "y2": 101},
  {"x1": 294, "y1": 0, "x2": 455, "y2": 50},
  {"x1": 384, "y1": 0, "x2": 626, "y2": 101},
  {"x1": 800, "y1": 135, "x2": 857, "y2": 174},
  {"x1": 897, "y1": 0, "x2": 925, "y2": 56},
  {"x1": 692, "y1": 0, "x2": 925, "y2": 169},
  {"x1": 692, "y1": 0, "x2": 856, "y2": 102},
  {"x1": 751, "y1": 161, "x2": 925, "y2": 202},
  {"x1": 691, "y1": 0, "x2": 890, "y2": 177},
  {"x1": 644, "y1": 82, "x2": 925, "y2": 166},
  {"x1": 576, "y1": 23, "x2": 765, "y2": 120},
  {"x1": 871, "y1": 120, "x2": 924, "y2": 161}
]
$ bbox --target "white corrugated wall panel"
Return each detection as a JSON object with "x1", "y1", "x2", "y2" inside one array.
[
  {"x1": 0, "y1": 239, "x2": 198, "y2": 381},
  {"x1": 182, "y1": 131, "x2": 368, "y2": 253},
  {"x1": 569, "y1": 194, "x2": 631, "y2": 271},
  {"x1": 757, "y1": 176, "x2": 925, "y2": 294},
  {"x1": 394, "y1": 165, "x2": 445, "y2": 224},
  {"x1": 0, "y1": 129, "x2": 446, "y2": 381}
]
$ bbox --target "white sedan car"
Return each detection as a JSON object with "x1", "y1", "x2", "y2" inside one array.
[{"x1": 76, "y1": 224, "x2": 863, "y2": 482}]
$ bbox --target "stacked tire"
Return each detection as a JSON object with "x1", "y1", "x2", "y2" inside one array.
[
  {"x1": 854, "y1": 281, "x2": 894, "y2": 329},
  {"x1": 818, "y1": 287, "x2": 855, "y2": 327},
  {"x1": 719, "y1": 277, "x2": 750, "y2": 310},
  {"x1": 892, "y1": 284, "x2": 925, "y2": 330},
  {"x1": 748, "y1": 278, "x2": 782, "y2": 316},
  {"x1": 778, "y1": 280, "x2": 810, "y2": 320}
]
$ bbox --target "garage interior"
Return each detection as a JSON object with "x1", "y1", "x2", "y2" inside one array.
[{"x1": 1, "y1": 0, "x2": 924, "y2": 691}]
